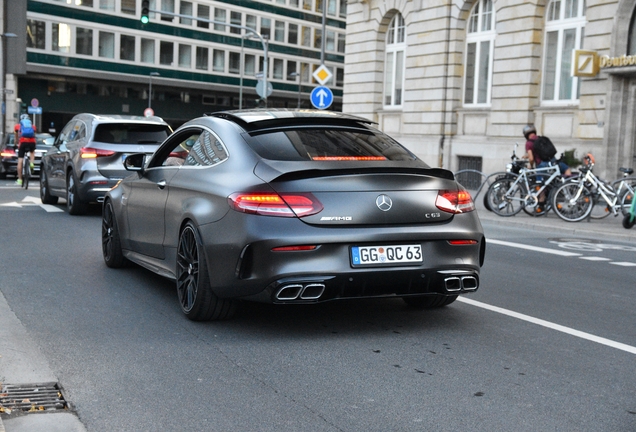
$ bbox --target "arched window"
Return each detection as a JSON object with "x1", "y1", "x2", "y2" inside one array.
[
  {"x1": 628, "y1": 7, "x2": 636, "y2": 55},
  {"x1": 384, "y1": 14, "x2": 406, "y2": 108},
  {"x1": 542, "y1": 0, "x2": 586, "y2": 102},
  {"x1": 464, "y1": 0, "x2": 495, "y2": 105}
]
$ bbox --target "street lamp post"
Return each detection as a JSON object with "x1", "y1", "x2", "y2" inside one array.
[
  {"x1": 148, "y1": 72, "x2": 160, "y2": 110},
  {"x1": 1, "y1": 32, "x2": 17, "y2": 142},
  {"x1": 288, "y1": 72, "x2": 301, "y2": 108}
]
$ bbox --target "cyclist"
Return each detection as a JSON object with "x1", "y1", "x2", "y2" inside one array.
[{"x1": 14, "y1": 114, "x2": 37, "y2": 186}]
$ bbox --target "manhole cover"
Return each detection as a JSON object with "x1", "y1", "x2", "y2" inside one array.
[{"x1": 0, "y1": 382, "x2": 69, "y2": 415}]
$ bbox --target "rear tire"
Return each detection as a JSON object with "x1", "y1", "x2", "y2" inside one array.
[
  {"x1": 176, "y1": 222, "x2": 237, "y2": 321},
  {"x1": 67, "y1": 171, "x2": 88, "y2": 215},
  {"x1": 102, "y1": 200, "x2": 128, "y2": 268},
  {"x1": 623, "y1": 214, "x2": 635, "y2": 229},
  {"x1": 486, "y1": 177, "x2": 525, "y2": 217},
  {"x1": 40, "y1": 170, "x2": 59, "y2": 205},
  {"x1": 23, "y1": 161, "x2": 31, "y2": 190},
  {"x1": 403, "y1": 294, "x2": 458, "y2": 309},
  {"x1": 552, "y1": 181, "x2": 594, "y2": 222}
]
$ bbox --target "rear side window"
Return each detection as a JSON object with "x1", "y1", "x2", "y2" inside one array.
[
  {"x1": 244, "y1": 128, "x2": 417, "y2": 161},
  {"x1": 93, "y1": 124, "x2": 170, "y2": 144}
]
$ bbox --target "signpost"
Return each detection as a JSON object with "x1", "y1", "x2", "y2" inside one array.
[{"x1": 310, "y1": 86, "x2": 333, "y2": 110}]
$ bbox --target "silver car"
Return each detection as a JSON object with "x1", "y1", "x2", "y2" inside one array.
[{"x1": 40, "y1": 114, "x2": 172, "y2": 215}]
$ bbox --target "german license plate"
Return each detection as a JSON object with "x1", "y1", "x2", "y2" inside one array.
[{"x1": 351, "y1": 245, "x2": 422, "y2": 267}]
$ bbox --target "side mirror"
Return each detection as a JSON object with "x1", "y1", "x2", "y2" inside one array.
[{"x1": 124, "y1": 153, "x2": 145, "y2": 173}]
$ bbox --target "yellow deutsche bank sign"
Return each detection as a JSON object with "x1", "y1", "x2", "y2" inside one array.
[{"x1": 572, "y1": 50, "x2": 599, "y2": 77}]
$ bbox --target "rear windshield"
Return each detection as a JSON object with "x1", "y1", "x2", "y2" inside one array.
[
  {"x1": 244, "y1": 128, "x2": 417, "y2": 161},
  {"x1": 93, "y1": 124, "x2": 170, "y2": 144}
]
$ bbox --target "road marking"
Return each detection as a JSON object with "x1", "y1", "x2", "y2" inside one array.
[
  {"x1": 609, "y1": 262, "x2": 636, "y2": 267},
  {"x1": 0, "y1": 196, "x2": 64, "y2": 213},
  {"x1": 487, "y1": 239, "x2": 582, "y2": 256},
  {"x1": 579, "y1": 256, "x2": 611, "y2": 261},
  {"x1": 458, "y1": 297, "x2": 636, "y2": 355}
]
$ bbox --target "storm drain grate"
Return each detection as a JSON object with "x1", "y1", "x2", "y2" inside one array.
[{"x1": 0, "y1": 382, "x2": 69, "y2": 415}]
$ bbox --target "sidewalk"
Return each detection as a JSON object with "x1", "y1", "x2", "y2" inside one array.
[
  {"x1": 473, "y1": 189, "x2": 636, "y2": 243},
  {"x1": 0, "y1": 290, "x2": 86, "y2": 432}
]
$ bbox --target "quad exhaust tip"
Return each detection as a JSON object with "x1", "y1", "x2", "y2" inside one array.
[
  {"x1": 275, "y1": 283, "x2": 326, "y2": 301},
  {"x1": 444, "y1": 276, "x2": 478, "y2": 292}
]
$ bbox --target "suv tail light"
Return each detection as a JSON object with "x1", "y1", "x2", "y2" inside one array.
[
  {"x1": 80, "y1": 148, "x2": 116, "y2": 159},
  {"x1": 435, "y1": 187, "x2": 475, "y2": 214},
  {"x1": 228, "y1": 193, "x2": 323, "y2": 218},
  {"x1": 1, "y1": 148, "x2": 16, "y2": 158}
]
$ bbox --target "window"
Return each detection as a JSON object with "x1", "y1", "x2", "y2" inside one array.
[
  {"x1": 121, "y1": 0, "x2": 135, "y2": 15},
  {"x1": 336, "y1": 67, "x2": 344, "y2": 87},
  {"x1": 141, "y1": 38, "x2": 155, "y2": 63},
  {"x1": 53, "y1": 23, "x2": 71, "y2": 53},
  {"x1": 183, "y1": 131, "x2": 228, "y2": 167},
  {"x1": 100, "y1": 0, "x2": 115, "y2": 11},
  {"x1": 275, "y1": 21, "x2": 285, "y2": 42},
  {"x1": 383, "y1": 14, "x2": 405, "y2": 107},
  {"x1": 197, "y1": 5, "x2": 210, "y2": 28},
  {"x1": 301, "y1": 26, "x2": 311, "y2": 47},
  {"x1": 261, "y1": 18, "x2": 271, "y2": 39},
  {"x1": 26, "y1": 20, "x2": 45, "y2": 49},
  {"x1": 179, "y1": 44, "x2": 191, "y2": 68},
  {"x1": 288, "y1": 24, "x2": 298, "y2": 44},
  {"x1": 246, "y1": 15, "x2": 257, "y2": 31},
  {"x1": 161, "y1": 0, "x2": 174, "y2": 21},
  {"x1": 542, "y1": 0, "x2": 586, "y2": 102},
  {"x1": 213, "y1": 49, "x2": 225, "y2": 72},
  {"x1": 76, "y1": 27, "x2": 93, "y2": 55},
  {"x1": 214, "y1": 8, "x2": 226, "y2": 32},
  {"x1": 160, "y1": 41, "x2": 174, "y2": 66},
  {"x1": 196, "y1": 47, "x2": 209, "y2": 70},
  {"x1": 326, "y1": 30, "x2": 335, "y2": 51},
  {"x1": 120, "y1": 35, "x2": 135, "y2": 61},
  {"x1": 630, "y1": 9, "x2": 636, "y2": 55},
  {"x1": 337, "y1": 33, "x2": 345, "y2": 53},
  {"x1": 303, "y1": 0, "x2": 312, "y2": 11},
  {"x1": 99, "y1": 31, "x2": 115, "y2": 58},
  {"x1": 245, "y1": 54, "x2": 256, "y2": 76},
  {"x1": 230, "y1": 12, "x2": 241, "y2": 34},
  {"x1": 287, "y1": 61, "x2": 297, "y2": 80},
  {"x1": 273, "y1": 59, "x2": 284, "y2": 79},
  {"x1": 464, "y1": 0, "x2": 495, "y2": 105},
  {"x1": 229, "y1": 52, "x2": 240, "y2": 74},
  {"x1": 180, "y1": 1, "x2": 192, "y2": 25},
  {"x1": 314, "y1": 28, "x2": 322, "y2": 49}
]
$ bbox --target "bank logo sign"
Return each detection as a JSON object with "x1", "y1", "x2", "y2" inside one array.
[{"x1": 572, "y1": 50, "x2": 600, "y2": 77}]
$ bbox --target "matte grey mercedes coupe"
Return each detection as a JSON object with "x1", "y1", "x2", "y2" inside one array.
[{"x1": 102, "y1": 109, "x2": 485, "y2": 321}]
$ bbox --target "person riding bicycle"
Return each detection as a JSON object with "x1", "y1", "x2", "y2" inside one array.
[
  {"x1": 522, "y1": 125, "x2": 572, "y2": 212},
  {"x1": 14, "y1": 114, "x2": 37, "y2": 186}
]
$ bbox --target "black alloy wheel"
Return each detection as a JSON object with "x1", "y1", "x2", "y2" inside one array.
[
  {"x1": 176, "y1": 222, "x2": 237, "y2": 321},
  {"x1": 102, "y1": 200, "x2": 127, "y2": 268},
  {"x1": 67, "y1": 171, "x2": 88, "y2": 215},
  {"x1": 40, "y1": 170, "x2": 59, "y2": 204}
]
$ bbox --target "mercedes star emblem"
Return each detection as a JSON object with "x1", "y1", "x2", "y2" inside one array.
[{"x1": 376, "y1": 194, "x2": 392, "y2": 211}]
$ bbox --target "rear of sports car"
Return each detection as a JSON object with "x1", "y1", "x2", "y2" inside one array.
[{"x1": 201, "y1": 111, "x2": 485, "y2": 306}]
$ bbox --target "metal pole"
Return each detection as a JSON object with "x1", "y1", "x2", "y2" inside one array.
[
  {"x1": 239, "y1": 34, "x2": 244, "y2": 109},
  {"x1": 1, "y1": 33, "x2": 17, "y2": 141},
  {"x1": 148, "y1": 71, "x2": 159, "y2": 110}
]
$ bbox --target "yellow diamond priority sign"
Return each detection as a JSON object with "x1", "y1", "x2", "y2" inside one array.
[{"x1": 312, "y1": 65, "x2": 332, "y2": 86}]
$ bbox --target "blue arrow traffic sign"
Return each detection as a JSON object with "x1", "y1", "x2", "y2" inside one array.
[{"x1": 310, "y1": 86, "x2": 333, "y2": 110}]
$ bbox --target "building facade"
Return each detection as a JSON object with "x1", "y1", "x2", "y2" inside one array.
[
  {"x1": 1, "y1": 0, "x2": 346, "y2": 135},
  {"x1": 343, "y1": 0, "x2": 636, "y2": 179}
]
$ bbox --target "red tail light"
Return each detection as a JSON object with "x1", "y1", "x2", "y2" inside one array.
[
  {"x1": 271, "y1": 245, "x2": 318, "y2": 251},
  {"x1": 1, "y1": 148, "x2": 16, "y2": 157},
  {"x1": 80, "y1": 147, "x2": 116, "y2": 159},
  {"x1": 228, "y1": 192, "x2": 323, "y2": 217},
  {"x1": 435, "y1": 187, "x2": 475, "y2": 214},
  {"x1": 448, "y1": 240, "x2": 478, "y2": 245}
]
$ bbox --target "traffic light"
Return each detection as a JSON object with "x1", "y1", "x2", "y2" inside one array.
[{"x1": 141, "y1": 0, "x2": 150, "y2": 24}]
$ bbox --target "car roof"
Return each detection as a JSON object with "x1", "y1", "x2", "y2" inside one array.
[
  {"x1": 73, "y1": 113, "x2": 169, "y2": 125},
  {"x1": 208, "y1": 109, "x2": 376, "y2": 132}
]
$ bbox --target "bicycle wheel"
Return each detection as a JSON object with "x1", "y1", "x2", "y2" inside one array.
[
  {"x1": 522, "y1": 174, "x2": 551, "y2": 217},
  {"x1": 588, "y1": 192, "x2": 612, "y2": 219},
  {"x1": 23, "y1": 159, "x2": 31, "y2": 190},
  {"x1": 486, "y1": 176, "x2": 525, "y2": 217},
  {"x1": 551, "y1": 181, "x2": 594, "y2": 222},
  {"x1": 620, "y1": 188, "x2": 635, "y2": 216}
]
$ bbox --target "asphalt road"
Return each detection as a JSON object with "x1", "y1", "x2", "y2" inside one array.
[{"x1": 1, "y1": 181, "x2": 635, "y2": 431}]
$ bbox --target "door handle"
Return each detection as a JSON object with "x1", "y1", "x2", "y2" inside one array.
[{"x1": 157, "y1": 180, "x2": 166, "y2": 189}]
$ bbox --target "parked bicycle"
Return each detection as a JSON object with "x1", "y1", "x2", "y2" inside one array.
[
  {"x1": 485, "y1": 144, "x2": 566, "y2": 217},
  {"x1": 551, "y1": 154, "x2": 636, "y2": 222}
]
